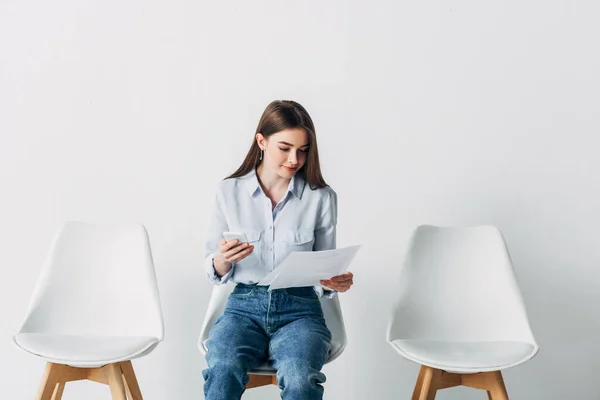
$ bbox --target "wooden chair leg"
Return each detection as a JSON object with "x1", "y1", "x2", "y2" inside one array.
[
  {"x1": 37, "y1": 363, "x2": 85, "y2": 400},
  {"x1": 37, "y1": 363, "x2": 60, "y2": 400},
  {"x1": 411, "y1": 366, "x2": 438, "y2": 400},
  {"x1": 411, "y1": 365, "x2": 426, "y2": 399},
  {"x1": 412, "y1": 365, "x2": 510, "y2": 400},
  {"x1": 486, "y1": 372, "x2": 509, "y2": 400},
  {"x1": 35, "y1": 361, "x2": 146, "y2": 400},
  {"x1": 246, "y1": 373, "x2": 277, "y2": 389},
  {"x1": 120, "y1": 361, "x2": 143, "y2": 400},
  {"x1": 51, "y1": 382, "x2": 65, "y2": 400},
  {"x1": 462, "y1": 370, "x2": 509, "y2": 399},
  {"x1": 104, "y1": 364, "x2": 127, "y2": 400},
  {"x1": 35, "y1": 363, "x2": 57, "y2": 400}
]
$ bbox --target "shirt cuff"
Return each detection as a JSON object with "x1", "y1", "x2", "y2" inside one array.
[
  {"x1": 206, "y1": 257, "x2": 234, "y2": 285},
  {"x1": 313, "y1": 285, "x2": 338, "y2": 299}
]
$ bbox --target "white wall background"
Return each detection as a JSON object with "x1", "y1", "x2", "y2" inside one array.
[{"x1": 1, "y1": 0, "x2": 599, "y2": 398}]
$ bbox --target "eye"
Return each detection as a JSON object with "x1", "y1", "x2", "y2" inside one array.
[
  {"x1": 299, "y1": 149, "x2": 309, "y2": 153},
  {"x1": 279, "y1": 147, "x2": 290, "y2": 152}
]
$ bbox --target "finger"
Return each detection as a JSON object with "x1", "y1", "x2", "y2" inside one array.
[
  {"x1": 227, "y1": 243, "x2": 254, "y2": 257},
  {"x1": 327, "y1": 284, "x2": 343, "y2": 292},
  {"x1": 219, "y1": 241, "x2": 237, "y2": 254},
  {"x1": 224, "y1": 239, "x2": 239, "y2": 250},
  {"x1": 337, "y1": 272, "x2": 353, "y2": 280},
  {"x1": 328, "y1": 272, "x2": 351, "y2": 283},
  {"x1": 326, "y1": 279, "x2": 353, "y2": 292},
  {"x1": 223, "y1": 242, "x2": 248, "y2": 258},
  {"x1": 230, "y1": 246, "x2": 254, "y2": 263}
]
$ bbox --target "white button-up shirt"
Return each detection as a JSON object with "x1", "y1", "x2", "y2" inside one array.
[{"x1": 204, "y1": 169, "x2": 337, "y2": 295}]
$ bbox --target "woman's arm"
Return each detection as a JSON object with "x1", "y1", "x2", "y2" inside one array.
[
  {"x1": 313, "y1": 188, "x2": 338, "y2": 251},
  {"x1": 204, "y1": 186, "x2": 234, "y2": 284},
  {"x1": 314, "y1": 189, "x2": 354, "y2": 293}
]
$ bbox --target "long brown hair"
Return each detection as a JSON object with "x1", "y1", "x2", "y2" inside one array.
[{"x1": 226, "y1": 100, "x2": 328, "y2": 190}]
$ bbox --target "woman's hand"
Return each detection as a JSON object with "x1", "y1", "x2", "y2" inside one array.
[
  {"x1": 320, "y1": 272, "x2": 354, "y2": 293},
  {"x1": 213, "y1": 240, "x2": 254, "y2": 277}
]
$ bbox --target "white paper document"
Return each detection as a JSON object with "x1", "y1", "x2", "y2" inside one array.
[{"x1": 257, "y1": 245, "x2": 361, "y2": 290}]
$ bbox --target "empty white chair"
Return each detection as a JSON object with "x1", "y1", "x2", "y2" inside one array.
[
  {"x1": 386, "y1": 225, "x2": 538, "y2": 399},
  {"x1": 198, "y1": 283, "x2": 346, "y2": 388},
  {"x1": 13, "y1": 222, "x2": 164, "y2": 400}
]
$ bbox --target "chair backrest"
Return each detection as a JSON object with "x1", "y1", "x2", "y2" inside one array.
[
  {"x1": 199, "y1": 283, "x2": 347, "y2": 363},
  {"x1": 387, "y1": 225, "x2": 537, "y2": 345},
  {"x1": 18, "y1": 221, "x2": 164, "y2": 339}
]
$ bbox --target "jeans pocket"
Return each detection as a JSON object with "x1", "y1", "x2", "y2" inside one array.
[
  {"x1": 284, "y1": 286, "x2": 320, "y2": 302},
  {"x1": 230, "y1": 284, "x2": 255, "y2": 298}
]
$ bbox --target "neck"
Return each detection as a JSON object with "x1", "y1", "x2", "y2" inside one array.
[{"x1": 256, "y1": 164, "x2": 291, "y2": 195}]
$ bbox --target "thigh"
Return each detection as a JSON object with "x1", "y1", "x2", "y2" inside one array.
[
  {"x1": 269, "y1": 317, "x2": 332, "y2": 368},
  {"x1": 205, "y1": 311, "x2": 269, "y2": 370}
]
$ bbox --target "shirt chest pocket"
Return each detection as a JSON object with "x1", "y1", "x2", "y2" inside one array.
[
  {"x1": 281, "y1": 229, "x2": 315, "y2": 252},
  {"x1": 235, "y1": 230, "x2": 262, "y2": 268}
]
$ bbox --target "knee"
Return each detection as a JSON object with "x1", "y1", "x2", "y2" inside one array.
[
  {"x1": 205, "y1": 346, "x2": 246, "y2": 374},
  {"x1": 276, "y1": 360, "x2": 325, "y2": 392},
  {"x1": 203, "y1": 360, "x2": 247, "y2": 384},
  {"x1": 207, "y1": 360, "x2": 245, "y2": 372},
  {"x1": 204, "y1": 359, "x2": 246, "y2": 376}
]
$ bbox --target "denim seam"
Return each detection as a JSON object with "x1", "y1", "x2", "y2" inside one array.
[
  {"x1": 283, "y1": 289, "x2": 321, "y2": 303},
  {"x1": 266, "y1": 290, "x2": 272, "y2": 333},
  {"x1": 230, "y1": 288, "x2": 255, "y2": 298}
]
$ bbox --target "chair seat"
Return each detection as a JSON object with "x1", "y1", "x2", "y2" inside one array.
[
  {"x1": 14, "y1": 333, "x2": 160, "y2": 367},
  {"x1": 248, "y1": 361, "x2": 277, "y2": 375},
  {"x1": 200, "y1": 338, "x2": 344, "y2": 375},
  {"x1": 390, "y1": 339, "x2": 536, "y2": 373}
]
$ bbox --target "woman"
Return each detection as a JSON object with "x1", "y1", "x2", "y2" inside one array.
[{"x1": 203, "y1": 100, "x2": 353, "y2": 400}]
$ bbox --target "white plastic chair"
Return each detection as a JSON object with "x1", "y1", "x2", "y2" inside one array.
[
  {"x1": 13, "y1": 222, "x2": 164, "y2": 400},
  {"x1": 198, "y1": 283, "x2": 346, "y2": 388},
  {"x1": 386, "y1": 225, "x2": 538, "y2": 399}
]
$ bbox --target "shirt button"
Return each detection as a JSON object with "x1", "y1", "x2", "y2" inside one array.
[
  {"x1": 269, "y1": 248, "x2": 273, "y2": 251},
  {"x1": 269, "y1": 226, "x2": 273, "y2": 230}
]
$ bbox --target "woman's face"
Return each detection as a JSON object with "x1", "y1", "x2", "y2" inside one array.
[{"x1": 257, "y1": 128, "x2": 309, "y2": 179}]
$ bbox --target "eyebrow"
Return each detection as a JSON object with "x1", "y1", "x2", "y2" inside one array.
[{"x1": 278, "y1": 141, "x2": 310, "y2": 148}]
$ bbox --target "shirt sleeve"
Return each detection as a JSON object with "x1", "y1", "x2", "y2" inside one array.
[
  {"x1": 204, "y1": 185, "x2": 235, "y2": 285},
  {"x1": 313, "y1": 188, "x2": 338, "y2": 298}
]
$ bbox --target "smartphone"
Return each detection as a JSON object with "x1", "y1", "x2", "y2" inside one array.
[{"x1": 222, "y1": 231, "x2": 249, "y2": 245}]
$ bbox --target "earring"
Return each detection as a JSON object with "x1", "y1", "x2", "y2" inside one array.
[{"x1": 260, "y1": 148, "x2": 264, "y2": 161}]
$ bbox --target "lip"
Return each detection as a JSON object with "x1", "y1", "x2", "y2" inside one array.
[{"x1": 283, "y1": 166, "x2": 297, "y2": 172}]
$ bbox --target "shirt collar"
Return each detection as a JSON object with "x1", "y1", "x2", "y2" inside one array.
[{"x1": 243, "y1": 169, "x2": 306, "y2": 200}]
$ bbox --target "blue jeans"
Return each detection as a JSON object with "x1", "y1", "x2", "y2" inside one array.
[{"x1": 203, "y1": 284, "x2": 332, "y2": 400}]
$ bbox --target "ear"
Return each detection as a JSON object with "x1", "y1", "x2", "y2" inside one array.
[{"x1": 255, "y1": 133, "x2": 267, "y2": 150}]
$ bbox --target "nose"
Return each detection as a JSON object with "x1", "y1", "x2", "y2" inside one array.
[{"x1": 288, "y1": 151, "x2": 298, "y2": 165}]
